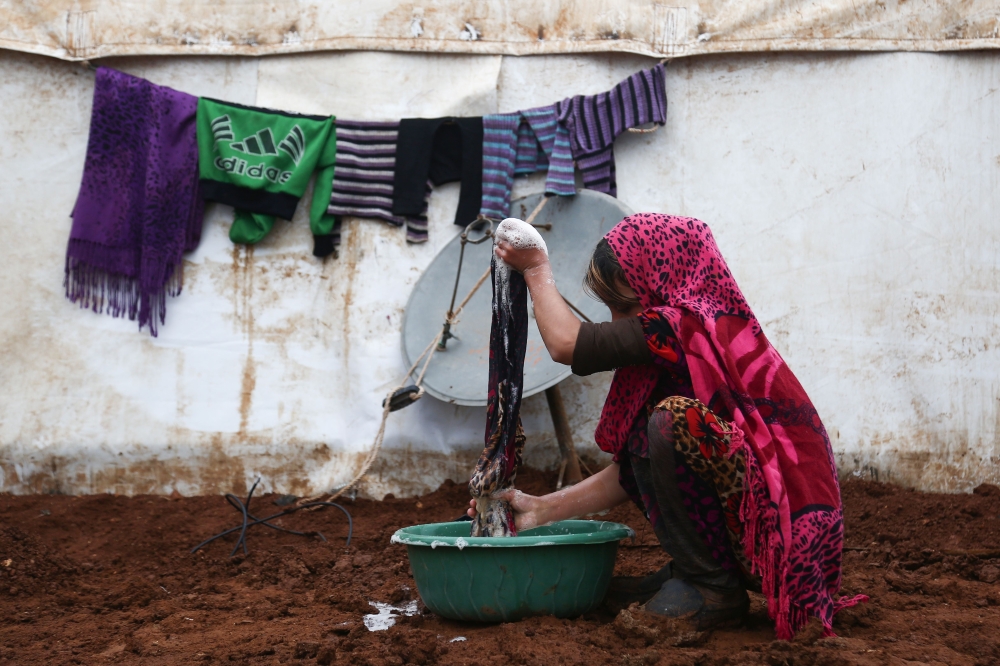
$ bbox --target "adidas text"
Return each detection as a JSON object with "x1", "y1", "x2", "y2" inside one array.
[{"x1": 214, "y1": 157, "x2": 293, "y2": 184}]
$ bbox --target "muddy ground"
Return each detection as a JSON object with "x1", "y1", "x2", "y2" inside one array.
[{"x1": 2, "y1": 469, "x2": 1000, "y2": 666}]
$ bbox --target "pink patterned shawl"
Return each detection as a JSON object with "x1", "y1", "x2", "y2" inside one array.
[{"x1": 596, "y1": 213, "x2": 865, "y2": 638}]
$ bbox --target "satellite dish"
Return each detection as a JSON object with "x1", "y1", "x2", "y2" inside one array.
[{"x1": 401, "y1": 190, "x2": 634, "y2": 406}]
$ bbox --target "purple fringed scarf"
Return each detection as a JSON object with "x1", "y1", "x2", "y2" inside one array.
[{"x1": 66, "y1": 68, "x2": 204, "y2": 337}]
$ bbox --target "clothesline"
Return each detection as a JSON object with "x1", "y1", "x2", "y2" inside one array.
[{"x1": 64, "y1": 61, "x2": 667, "y2": 336}]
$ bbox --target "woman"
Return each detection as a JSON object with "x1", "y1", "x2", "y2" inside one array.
[{"x1": 467, "y1": 214, "x2": 865, "y2": 637}]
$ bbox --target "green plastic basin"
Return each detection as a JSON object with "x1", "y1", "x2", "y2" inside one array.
[{"x1": 390, "y1": 520, "x2": 635, "y2": 622}]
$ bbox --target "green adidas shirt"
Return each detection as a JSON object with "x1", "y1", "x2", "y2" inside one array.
[{"x1": 196, "y1": 98, "x2": 337, "y2": 245}]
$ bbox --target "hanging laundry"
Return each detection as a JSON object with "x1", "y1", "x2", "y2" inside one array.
[
  {"x1": 557, "y1": 63, "x2": 667, "y2": 197},
  {"x1": 392, "y1": 118, "x2": 483, "y2": 230},
  {"x1": 324, "y1": 120, "x2": 428, "y2": 252},
  {"x1": 479, "y1": 114, "x2": 520, "y2": 223},
  {"x1": 195, "y1": 99, "x2": 338, "y2": 256},
  {"x1": 517, "y1": 106, "x2": 577, "y2": 197},
  {"x1": 65, "y1": 68, "x2": 204, "y2": 338},
  {"x1": 479, "y1": 105, "x2": 577, "y2": 220}
]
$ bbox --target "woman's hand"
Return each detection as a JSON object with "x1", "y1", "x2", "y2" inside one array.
[
  {"x1": 466, "y1": 489, "x2": 549, "y2": 532},
  {"x1": 464, "y1": 464, "x2": 628, "y2": 533},
  {"x1": 494, "y1": 241, "x2": 549, "y2": 276},
  {"x1": 495, "y1": 239, "x2": 578, "y2": 364}
]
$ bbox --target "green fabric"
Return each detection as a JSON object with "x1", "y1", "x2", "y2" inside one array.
[
  {"x1": 231, "y1": 211, "x2": 275, "y2": 245},
  {"x1": 309, "y1": 162, "x2": 338, "y2": 238},
  {"x1": 196, "y1": 98, "x2": 337, "y2": 244}
]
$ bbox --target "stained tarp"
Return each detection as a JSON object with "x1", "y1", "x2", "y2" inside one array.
[{"x1": 2, "y1": 0, "x2": 999, "y2": 61}]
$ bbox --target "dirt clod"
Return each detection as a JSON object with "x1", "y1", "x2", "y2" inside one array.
[
  {"x1": 292, "y1": 640, "x2": 319, "y2": 658},
  {"x1": 614, "y1": 607, "x2": 661, "y2": 644},
  {"x1": 973, "y1": 483, "x2": 1000, "y2": 498}
]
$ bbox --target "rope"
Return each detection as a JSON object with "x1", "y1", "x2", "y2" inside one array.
[
  {"x1": 305, "y1": 330, "x2": 443, "y2": 505},
  {"x1": 524, "y1": 196, "x2": 549, "y2": 225},
  {"x1": 443, "y1": 266, "x2": 490, "y2": 328},
  {"x1": 304, "y1": 195, "x2": 553, "y2": 504}
]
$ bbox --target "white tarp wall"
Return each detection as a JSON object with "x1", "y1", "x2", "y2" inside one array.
[
  {"x1": 4, "y1": 1, "x2": 1000, "y2": 60},
  {"x1": 0, "y1": 47, "x2": 997, "y2": 497}
]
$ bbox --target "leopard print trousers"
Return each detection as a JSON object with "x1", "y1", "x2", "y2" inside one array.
[{"x1": 652, "y1": 395, "x2": 754, "y2": 579}]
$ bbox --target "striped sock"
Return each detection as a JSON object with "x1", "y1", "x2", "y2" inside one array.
[
  {"x1": 557, "y1": 63, "x2": 667, "y2": 198},
  {"x1": 521, "y1": 106, "x2": 576, "y2": 197},
  {"x1": 478, "y1": 106, "x2": 577, "y2": 220},
  {"x1": 480, "y1": 114, "x2": 520, "y2": 220},
  {"x1": 326, "y1": 120, "x2": 429, "y2": 245}
]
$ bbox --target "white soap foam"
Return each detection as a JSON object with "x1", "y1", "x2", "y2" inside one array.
[
  {"x1": 492, "y1": 218, "x2": 547, "y2": 360},
  {"x1": 494, "y1": 217, "x2": 548, "y2": 254},
  {"x1": 493, "y1": 218, "x2": 547, "y2": 288},
  {"x1": 363, "y1": 599, "x2": 419, "y2": 631}
]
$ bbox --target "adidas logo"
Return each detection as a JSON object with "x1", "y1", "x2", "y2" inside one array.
[
  {"x1": 210, "y1": 116, "x2": 308, "y2": 166},
  {"x1": 277, "y1": 126, "x2": 306, "y2": 165},
  {"x1": 231, "y1": 127, "x2": 279, "y2": 157},
  {"x1": 211, "y1": 115, "x2": 234, "y2": 144}
]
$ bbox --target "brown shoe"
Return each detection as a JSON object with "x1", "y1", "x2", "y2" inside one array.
[
  {"x1": 604, "y1": 563, "x2": 673, "y2": 610},
  {"x1": 642, "y1": 578, "x2": 749, "y2": 630}
]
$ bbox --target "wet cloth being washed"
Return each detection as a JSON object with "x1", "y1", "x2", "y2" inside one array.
[
  {"x1": 195, "y1": 98, "x2": 337, "y2": 254},
  {"x1": 468, "y1": 222, "x2": 536, "y2": 537},
  {"x1": 392, "y1": 117, "x2": 483, "y2": 229},
  {"x1": 557, "y1": 63, "x2": 667, "y2": 197},
  {"x1": 325, "y1": 119, "x2": 429, "y2": 250},
  {"x1": 595, "y1": 213, "x2": 866, "y2": 638},
  {"x1": 66, "y1": 67, "x2": 204, "y2": 338}
]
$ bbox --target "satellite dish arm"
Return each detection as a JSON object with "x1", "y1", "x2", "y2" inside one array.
[{"x1": 439, "y1": 217, "x2": 494, "y2": 351}]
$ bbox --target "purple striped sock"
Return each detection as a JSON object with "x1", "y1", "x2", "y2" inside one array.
[
  {"x1": 327, "y1": 119, "x2": 429, "y2": 245},
  {"x1": 556, "y1": 63, "x2": 667, "y2": 197}
]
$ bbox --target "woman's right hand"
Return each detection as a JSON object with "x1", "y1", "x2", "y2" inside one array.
[
  {"x1": 494, "y1": 241, "x2": 550, "y2": 276},
  {"x1": 466, "y1": 489, "x2": 548, "y2": 532}
]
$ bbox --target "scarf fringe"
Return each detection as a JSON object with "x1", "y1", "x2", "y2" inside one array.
[
  {"x1": 732, "y1": 427, "x2": 868, "y2": 640},
  {"x1": 736, "y1": 432, "x2": 793, "y2": 638},
  {"x1": 64, "y1": 240, "x2": 182, "y2": 338}
]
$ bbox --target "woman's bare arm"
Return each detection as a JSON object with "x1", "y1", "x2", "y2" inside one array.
[
  {"x1": 495, "y1": 241, "x2": 580, "y2": 365},
  {"x1": 467, "y1": 463, "x2": 629, "y2": 532}
]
